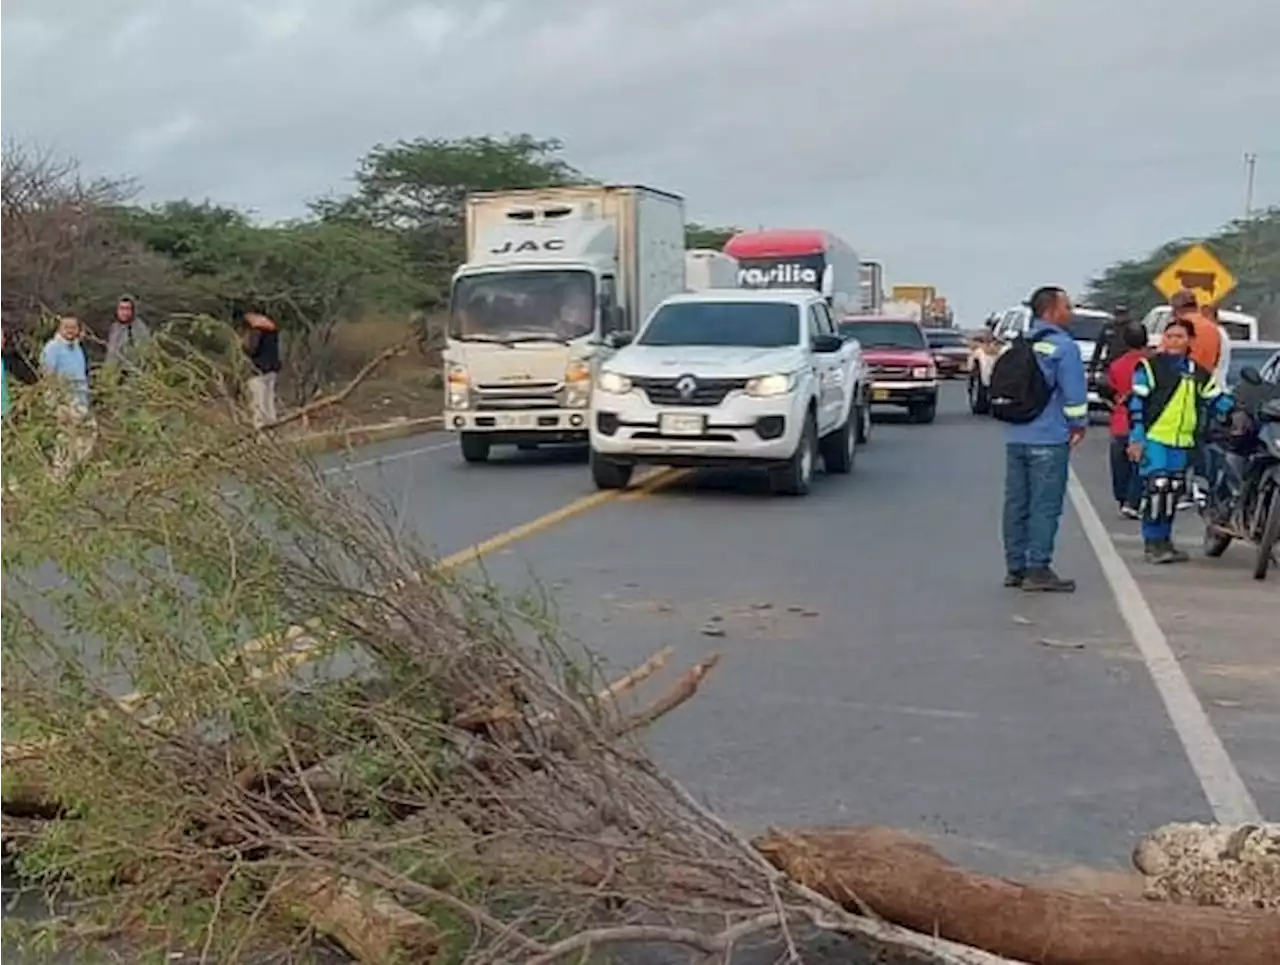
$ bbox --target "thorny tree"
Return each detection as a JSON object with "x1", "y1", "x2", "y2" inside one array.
[{"x1": 0, "y1": 338, "x2": 1005, "y2": 965}]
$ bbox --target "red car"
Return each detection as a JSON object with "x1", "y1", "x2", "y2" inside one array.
[{"x1": 837, "y1": 316, "x2": 939, "y2": 423}]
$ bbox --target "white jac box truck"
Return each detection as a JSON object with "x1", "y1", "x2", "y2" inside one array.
[
  {"x1": 684, "y1": 249, "x2": 739, "y2": 291},
  {"x1": 443, "y1": 185, "x2": 686, "y2": 463}
]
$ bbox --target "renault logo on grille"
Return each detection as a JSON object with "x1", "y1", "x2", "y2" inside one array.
[{"x1": 675, "y1": 375, "x2": 698, "y2": 400}]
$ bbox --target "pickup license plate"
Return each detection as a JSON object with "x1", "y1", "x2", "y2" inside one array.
[
  {"x1": 496, "y1": 412, "x2": 537, "y2": 429},
  {"x1": 659, "y1": 413, "x2": 705, "y2": 436},
  {"x1": 872, "y1": 388, "x2": 891, "y2": 401}
]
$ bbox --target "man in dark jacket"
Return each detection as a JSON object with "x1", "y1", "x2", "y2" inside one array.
[
  {"x1": 241, "y1": 309, "x2": 281, "y2": 428},
  {"x1": 1087, "y1": 304, "x2": 1137, "y2": 388}
]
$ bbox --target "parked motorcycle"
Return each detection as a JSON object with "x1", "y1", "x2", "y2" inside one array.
[{"x1": 1199, "y1": 366, "x2": 1280, "y2": 580}]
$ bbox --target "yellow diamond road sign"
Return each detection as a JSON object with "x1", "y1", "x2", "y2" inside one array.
[{"x1": 1153, "y1": 243, "x2": 1238, "y2": 305}]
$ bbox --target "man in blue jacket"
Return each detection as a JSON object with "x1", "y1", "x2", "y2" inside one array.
[{"x1": 1002, "y1": 287, "x2": 1089, "y2": 592}]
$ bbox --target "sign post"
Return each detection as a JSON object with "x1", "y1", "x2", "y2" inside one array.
[{"x1": 1152, "y1": 243, "x2": 1238, "y2": 306}]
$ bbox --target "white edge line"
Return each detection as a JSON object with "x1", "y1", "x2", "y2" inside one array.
[
  {"x1": 321, "y1": 439, "x2": 453, "y2": 475},
  {"x1": 1067, "y1": 467, "x2": 1262, "y2": 824}
]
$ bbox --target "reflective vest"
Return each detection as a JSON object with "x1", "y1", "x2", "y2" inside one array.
[{"x1": 1133, "y1": 355, "x2": 1219, "y2": 448}]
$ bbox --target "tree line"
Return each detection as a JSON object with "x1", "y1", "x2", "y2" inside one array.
[
  {"x1": 1085, "y1": 207, "x2": 1280, "y2": 331},
  {"x1": 0, "y1": 136, "x2": 738, "y2": 393}
]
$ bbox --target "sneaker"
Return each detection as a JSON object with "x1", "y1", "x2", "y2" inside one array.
[
  {"x1": 1003, "y1": 571, "x2": 1025, "y2": 588},
  {"x1": 1149, "y1": 543, "x2": 1190, "y2": 565},
  {"x1": 1021, "y1": 568, "x2": 1076, "y2": 593}
]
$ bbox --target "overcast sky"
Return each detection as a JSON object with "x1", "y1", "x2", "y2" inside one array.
[{"x1": 4, "y1": 0, "x2": 1278, "y2": 317}]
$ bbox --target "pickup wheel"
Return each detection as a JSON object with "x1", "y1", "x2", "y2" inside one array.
[
  {"x1": 772, "y1": 413, "x2": 816, "y2": 496},
  {"x1": 909, "y1": 399, "x2": 938, "y2": 424},
  {"x1": 854, "y1": 397, "x2": 872, "y2": 444},
  {"x1": 820, "y1": 410, "x2": 856, "y2": 475},
  {"x1": 460, "y1": 432, "x2": 491, "y2": 463},
  {"x1": 968, "y1": 373, "x2": 990, "y2": 415},
  {"x1": 590, "y1": 449, "x2": 633, "y2": 490}
]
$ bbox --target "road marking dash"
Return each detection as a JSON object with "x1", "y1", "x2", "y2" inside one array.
[{"x1": 1067, "y1": 468, "x2": 1262, "y2": 823}]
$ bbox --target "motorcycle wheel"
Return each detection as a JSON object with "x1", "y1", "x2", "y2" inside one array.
[{"x1": 1253, "y1": 483, "x2": 1280, "y2": 580}]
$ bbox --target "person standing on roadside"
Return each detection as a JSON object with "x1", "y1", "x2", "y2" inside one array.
[
  {"x1": 1126, "y1": 318, "x2": 1233, "y2": 563},
  {"x1": 1105, "y1": 322, "x2": 1150, "y2": 519},
  {"x1": 103, "y1": 294, "x2": 153, "y2": 376},
  {"x1": 3, "y1": 326, "x2": 40, "y2": 418},
  {"x1": 40, "y1": 316, "x2": 97, "y2": 478},
  {"x1": 1087, "y1": 303, "x2": 1136, "y2": 387},
  {"x1": 1000, "y1": 286, "x2": 1089, "y2": 592},
  {"x1": 241, "y1": 309, "x2": 281, "y2": 428}
]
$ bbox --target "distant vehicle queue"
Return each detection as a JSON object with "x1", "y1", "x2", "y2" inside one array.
[{"x1": 440, "y1": 181, "x2": 956, "y2": 468}]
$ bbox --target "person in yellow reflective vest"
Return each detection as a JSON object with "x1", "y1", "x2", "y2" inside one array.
[{"x1": 1126, "y1": 319, "x2": 1233, "y2": 563}]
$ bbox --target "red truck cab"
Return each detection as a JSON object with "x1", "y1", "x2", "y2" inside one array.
[{"x1": 837, "y1": 315, "x2": 939, "y2": 424}]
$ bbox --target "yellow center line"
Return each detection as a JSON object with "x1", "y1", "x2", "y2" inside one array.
[{"x1": 3, "y1": 465, "x2": 686, "y2": 762}]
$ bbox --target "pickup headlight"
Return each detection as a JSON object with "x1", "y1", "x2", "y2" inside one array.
[
  {"x1": 912, "y1": 365, "x2": 936, "y2": 380},
  {"x1": 745, "y1": 372, "x2": 796, "y2": 398},
  {"x1": 596, "y1": 370, "x2": 632, "y2": 394}
]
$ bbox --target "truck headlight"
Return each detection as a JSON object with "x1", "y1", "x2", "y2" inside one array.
[
  {"x1": 745, "y1": 373, "x2": 796, "y2": 398},
  {"x1": 912, "y1": 365, "x2": 935, "y2": 380},
  {"x1": 565, "y1": 360, "x2": 591, "y2": 384},
  {"x1": 446, "y1": 363, "x2": 469, "y2": 409},
  {"x1": 596, "y1": 370, "x2": 632, "y2": 395}
]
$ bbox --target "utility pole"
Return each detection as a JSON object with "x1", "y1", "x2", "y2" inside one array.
[{"x1": 1243, "y1": 152, "x2": 1257, "y2": 219}]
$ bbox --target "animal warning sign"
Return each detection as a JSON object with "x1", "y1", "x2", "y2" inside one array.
[{"x1": 1153, "y1": 244, "x2": 1238, "y2": 305}]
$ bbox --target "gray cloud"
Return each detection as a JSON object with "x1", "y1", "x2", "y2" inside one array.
[{"x1": 4, "y1": 0, "x2": 1278, "y2": 315}]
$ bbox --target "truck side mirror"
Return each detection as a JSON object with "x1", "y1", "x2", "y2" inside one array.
[{"x1": 812, "y1": 334, "x2": 843, "y2": 353}]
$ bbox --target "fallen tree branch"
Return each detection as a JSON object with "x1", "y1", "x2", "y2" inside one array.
[
  {"x1": 756, "y1": 825, "x2": 1280, "y2": 965},
  {"x1": 1133, "y1": 821, "x2": 1280, "y2": 909},
  {"x1": 616, "y1": 652, "x2": 721, "y2": 735},
  {"x1": 266, "y1": 341, "x2": 410, "y2": 431}
]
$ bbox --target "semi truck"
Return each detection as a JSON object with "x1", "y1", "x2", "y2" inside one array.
[
  {"x1": 443, "y1": 185, "x2": 686, "y2": 463},
  {"x1": 684, "y1": 249, "x2": 739, "y2": 291},
  {"x1": 724, "y1": 229, "x2": 862, "y2": 315}
]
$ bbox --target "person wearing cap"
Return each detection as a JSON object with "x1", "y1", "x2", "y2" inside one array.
[{"x1": 104, "y1": 294, "x2": 153, "y2": 375}]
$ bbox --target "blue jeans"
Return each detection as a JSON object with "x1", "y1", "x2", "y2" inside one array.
[{"x1": 1002, "y1": 442, "x2": 1070, "y2": 572}]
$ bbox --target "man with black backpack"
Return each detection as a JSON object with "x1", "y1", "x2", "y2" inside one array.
[{"x1": 990, "y1": 286, "x2": 1088, "y2": 592}]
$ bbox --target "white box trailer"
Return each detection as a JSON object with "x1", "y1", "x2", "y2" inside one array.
[
  {"x1": 444, "y1": 185, "x2": 687, "y2": 462},
  {"x1": 684, "y1": 249, "x2": 739, "y2": 291}
]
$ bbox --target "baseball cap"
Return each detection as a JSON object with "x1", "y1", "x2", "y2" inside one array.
[{"x1": 1171, "y1": 289, "x2": 1199, "y2": 310}]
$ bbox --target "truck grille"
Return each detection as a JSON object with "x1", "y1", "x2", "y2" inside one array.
[
  {"x1": 474, "y1": 381, "x2": 562, "y2": 409},
  {"x1": 870, "y1": 364, "x2": 911, "y2": 379},
  {"x1": 633, "y1": 376, "x2": 749, "y2": 407}
]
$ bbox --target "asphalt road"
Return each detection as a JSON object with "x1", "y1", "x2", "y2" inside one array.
[{"x1": 325, "y1": 383, "x2": 1275, "y2": 879}]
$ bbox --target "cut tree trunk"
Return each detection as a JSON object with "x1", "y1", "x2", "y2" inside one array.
[
  {"x1": 755, "y1": 826, "x2": 1280, "y2": 965},
  {"x1": 1132, "y1": 821, "x2": 1279, "y2": 909},
  {"x1": 275, "y1": 869, "x2": 441, "y2": 965}
]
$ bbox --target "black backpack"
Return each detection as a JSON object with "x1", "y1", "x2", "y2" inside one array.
[{"x1": 988, "y1": 335, "x2": 1052, "y2": 424}]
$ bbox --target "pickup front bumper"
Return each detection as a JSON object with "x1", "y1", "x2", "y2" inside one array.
[
  {"x1": 590, "y1": 389, "x2": 804, "y2": 466},
  {"x1": 868, "y1": 380, "x2": 939, "y2": 406},
  {"x1": 444, "y1": 407, "x2": 589, "y2": 442}
]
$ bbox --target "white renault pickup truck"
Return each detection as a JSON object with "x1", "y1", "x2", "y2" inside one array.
[{"x1": 588, "y1": 289, "x2": 869, "y2": 495}]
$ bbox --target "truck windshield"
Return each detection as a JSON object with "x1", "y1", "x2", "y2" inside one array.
[
  {"x1": 838, "y1": 320, "x2": 926, "y2": 349},
  {"x1": 1068, "y1": 312, "x2": 1111, "y2": 342},
  {"x1": 638, "y1": 301, "x2": 800, "y2": 348},
  {"x1": 450, "y1": 269, "x2": 595, "y2": 342}
]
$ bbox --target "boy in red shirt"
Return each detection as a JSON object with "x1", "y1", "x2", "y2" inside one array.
[{"x1": 1105, "y1": 323, "x2": 1150, "y2": 518}]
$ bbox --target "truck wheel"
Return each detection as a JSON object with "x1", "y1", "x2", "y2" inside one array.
[
  {"x1": 460, "y1": 433, "x2": 491, "y2": 464},
  {"x1": 820, "y1": 410, "x2": 855, "y2": 475},
  {"x1": 854, "y1": 399, "x2": 872, "y2": 444},
  {"x1": 590, "y1": 449, "x2": 633, "y2": 490},
  {"x1": 772, "y1": 413, "x2": 816, "y2": 496},
  {"x1": 968, "y1": 375, "x2": 990, "y2": 415},
  {"x1": 460, "y1": 432, "x2": 488, "y2": 463},
  {"x1": 910, "y1": 399, "x2": 938, "y2": 424}
]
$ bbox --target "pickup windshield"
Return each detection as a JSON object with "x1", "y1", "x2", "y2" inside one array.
[
  {"x1": 839, "y1": 320, "x2": 926, "y2": 349},
  {"x1": 1068, "y1": 312, "x2": 1111, "y2": 342},
  {"x1": 926, "y1": 329, "x2": 967, "y2": 347},
  {"x1": 450, "y1": 269, "x2": 595, "y2": 342},
  {"x1": 638, "y1": 301, "x2": 800, "y2": 348}
]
